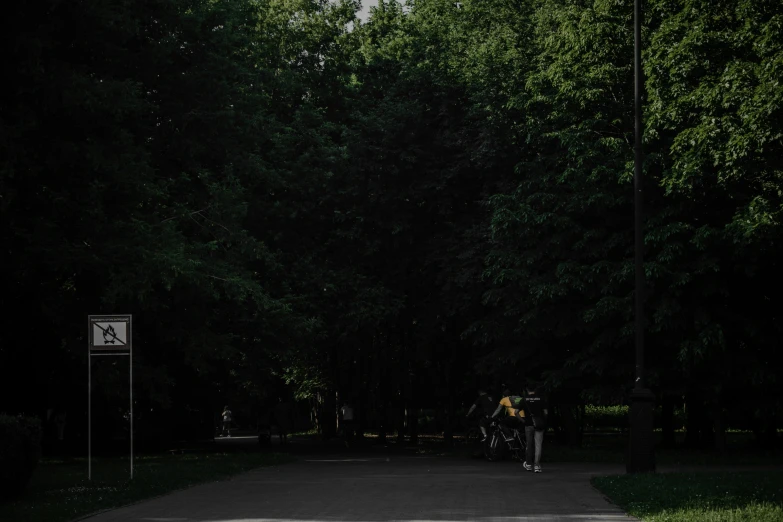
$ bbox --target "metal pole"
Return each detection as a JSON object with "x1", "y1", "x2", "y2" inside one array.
[
  {"x1": 130, "y1": 317, "x2": 133, "y2": 480},
  {"x1": 627, "y1": 0, "x2": 655, "y2": 474},
  {"x1": 88, "y1": 347, "x2": 92, "y2": 481},
  {"x1": 634, "y1": 0, "x2": 645, "y2": 391}
]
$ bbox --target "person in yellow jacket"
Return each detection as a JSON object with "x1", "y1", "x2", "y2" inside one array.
[{"x1": 491, "y1": 389, "x2": 525, "y2": 440}]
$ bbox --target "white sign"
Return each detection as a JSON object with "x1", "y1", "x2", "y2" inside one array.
[
  {"x1": 89, "y1": 315, "x2": 131, "y2": 352},
  {"x1": 92, "y1": 322, "x2": 127, "y2": 346}
]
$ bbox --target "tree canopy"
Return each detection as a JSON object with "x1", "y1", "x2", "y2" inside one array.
[{"x1": 2, "y1": 0, "x2": 781, "y2": 449}]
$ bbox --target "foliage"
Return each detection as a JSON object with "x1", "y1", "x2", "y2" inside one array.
[
  {"x1": 0, "y1": 415, "x2": 42, "y2": 500},
  {"x1": 1, "y1": 0, "x2": 781, "y2": 449},
  {"x1": 584, "y1": 405, "x2": 629, "y2": 430}
]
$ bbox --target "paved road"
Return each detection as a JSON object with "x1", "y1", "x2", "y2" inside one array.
[{"x1": 85, "y1": 454, "x2": 637, "y2": 522}]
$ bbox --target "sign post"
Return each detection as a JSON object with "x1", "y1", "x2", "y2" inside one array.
[{"x1": 88, "y1": 315, "x2": 133, "y2": 480}]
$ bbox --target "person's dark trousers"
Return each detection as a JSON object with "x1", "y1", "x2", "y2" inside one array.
[
  {"x1": 525, "y1": 426, "x2": 544, "y2": 466},
  {"x1": 479, "y1": 416, "x2": 490, "y2": 435}
]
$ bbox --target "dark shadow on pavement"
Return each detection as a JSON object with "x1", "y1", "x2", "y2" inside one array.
[{"x1": 85, "y1": 450, "x2": 637, "y2": 521}]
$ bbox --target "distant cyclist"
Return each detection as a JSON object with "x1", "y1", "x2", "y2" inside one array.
[
  {"x1": 466, "y1": 389, "x2": 495, "y2": 441},
  {"x1": 221, "y1": 405, "x2": 233, "y2": 438},
  {"x1": 491, "y1": 389, "x2": 525, "y2": 440}
]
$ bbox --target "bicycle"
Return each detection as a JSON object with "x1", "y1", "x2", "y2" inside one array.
[{"x1": 485, "y1": 419, "x2": 526, "y2": 462}]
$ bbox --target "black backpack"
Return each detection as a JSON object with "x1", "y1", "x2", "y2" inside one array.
[
  {"x1": 525, "y1": 396, "x2": 547, "y2": 431},
  {"x1": 509, "y1": 396, "x2": 525, "y2": 418}
]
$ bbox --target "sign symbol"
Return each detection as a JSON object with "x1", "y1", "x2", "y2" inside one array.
[
  {"x1": 103, "y1": 325, "x2": 117, "y2": 344},
  {"x1": 93, "y1": 322, "x2": 127, "y2": 346}
]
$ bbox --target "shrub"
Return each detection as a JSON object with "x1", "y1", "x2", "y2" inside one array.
[
  {"x1": 584, "y1": 405, "x2": 629, "y2": 430},
  {"x1": 0, "y1": 414, "x2": 42, "y2": 499}
]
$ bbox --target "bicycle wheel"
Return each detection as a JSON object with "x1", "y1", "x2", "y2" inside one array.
[
  {"x1": 510, "y1": 442, "x2": 523, "y2": 461},
  {"x1": 510, "y1": 431, "x2": 525, "y2": 461},
  {"x1": 485, "y1": 431, "x2": 503, "y2": 461}
]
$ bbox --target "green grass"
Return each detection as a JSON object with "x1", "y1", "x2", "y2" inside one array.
[
  {"x1": 0, "y1": 451, "x2": 293, "y2": 522},
  {"x1": 593, "y1": 471, "x2": 783, "y2": 521}
]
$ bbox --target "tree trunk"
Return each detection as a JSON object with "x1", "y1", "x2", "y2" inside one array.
[
  {"x1": 311, "y1": 394, "x2": 321, "y2": 435},
  {"x1": 322, "y1": 345, "x2": 339, "y2": 440},
  {"x1": 560, "y1": 404, "x2": 582, "y2": 447},
  {"x1": 684, "y1": 391, "x2": 701, "y2": 449},
  {"x1": 396, "y1": 400, "x2": 406, "y2": 444},
  {"x1": 396, "y1": 327, "x2": 408, "y2": 445},
  {"x1": 396, "y1": 372, "x2": 406, "y2": 445},
  {"x1": 764, "y1": 409, "x2": 778, "y2": 449},
  {"x1": 752, "y1": 415, "x2": 764, "y2": 447},
  {"x1": 713, "y1": 400, "x2": 726, "y2": 452},
  {"x1": 408, "y1": 359, "x2": 418, "y2": 445},
  {"x1": 378, "y1": 331, "x2": 390, "y2": 444},
  {"x1": 323, "y1": 388, "x2": 337, "y2": 440},
  {"x1": 700, "y1": 402, "x2": 715, "y2": 449},
  {"x1": 660, "y1": 394, "x2": 676, "y2": 449},
  {"x1": 408, "y1": 405, "x2": 419, "y2": 445},
  {"x1": 355, "y1": 341, "x2": 365, "y2": 441},
  {"x1": 444, "y1": 362, "x2": 454, "y2": 447},
  {"x1": 378, "y1": 395, "x2": 387, "y2": 444}
]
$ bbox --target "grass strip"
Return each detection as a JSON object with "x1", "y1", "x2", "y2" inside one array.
[
  {"x1": 592, "y1": 470, "x2": 783, "y2": 522},
  {"x1": 0, "y1": 451, "x2": 293, "y2": 522}
]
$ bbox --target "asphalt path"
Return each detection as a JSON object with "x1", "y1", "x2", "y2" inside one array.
[{"x1": 85, "y1": 444, "x2": 637, "y2": 522}]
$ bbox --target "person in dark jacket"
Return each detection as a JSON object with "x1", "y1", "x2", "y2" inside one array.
[
  {"x1": 274, "y1": 398, "x2": 294, "y2": 444},
  {"x1": 523, "y1": 382, "x2": 548, "y2": 473},
  {"x1": 466, "y1": 389, "x2": 495, "y2": 440},
  {"x1": 221, "y1": 406, "x2": 233, "y2": 438}
]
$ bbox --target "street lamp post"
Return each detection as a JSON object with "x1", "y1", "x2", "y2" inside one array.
[{"x1": 627, "y1": 0, "x2": 656, "y2": 474}]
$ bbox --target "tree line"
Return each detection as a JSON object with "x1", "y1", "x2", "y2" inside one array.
[{"x1": 2, "y1": 0, "x2": 781, "y2": 450}]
